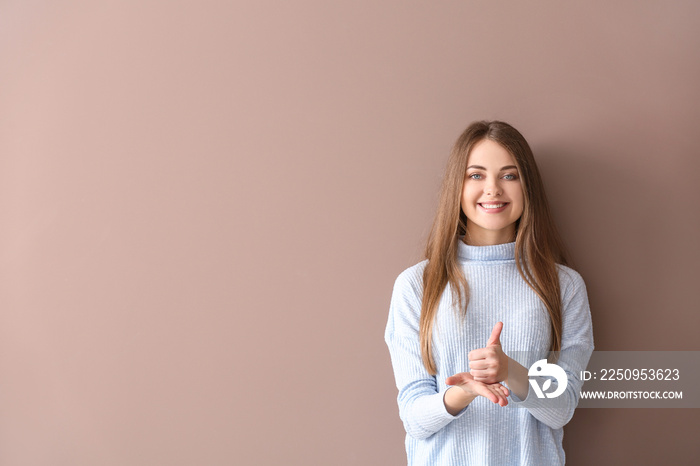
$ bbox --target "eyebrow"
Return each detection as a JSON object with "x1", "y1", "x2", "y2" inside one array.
[{"x1": 466, "y1": 165, "x2": 518, "y2": 171}]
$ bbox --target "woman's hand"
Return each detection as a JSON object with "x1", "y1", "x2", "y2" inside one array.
[
  {"x1": 468, "y1": 321, "x2": 509, "y2": 384},
  {"x1": 445, "y1": 372, "x2": 509, "y2": 407}
]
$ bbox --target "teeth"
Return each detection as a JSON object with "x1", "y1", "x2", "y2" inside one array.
[{"x1": 481, "y1": 203, "x2": 505, "y2": 209}]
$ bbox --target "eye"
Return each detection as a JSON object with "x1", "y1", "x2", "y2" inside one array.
[
  {"x1": 468, "y1": 173, "x2": 483, "y2": 180},
  {"x1": 502, "y1": 173, "x2": 518, "y2": 181}
]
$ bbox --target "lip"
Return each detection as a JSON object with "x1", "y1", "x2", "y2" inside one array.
[{"x1": 478, "y1": 202, "x2": 509, "y2": 213}]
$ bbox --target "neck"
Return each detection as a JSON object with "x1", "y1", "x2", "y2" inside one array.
[{"x1": 463, "y1": 225, "x2": 516, "y2": 246}]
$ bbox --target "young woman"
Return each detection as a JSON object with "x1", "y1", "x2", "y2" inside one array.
[{"x1": 384, "y1": 121, "x2": 594, "y2": 465}]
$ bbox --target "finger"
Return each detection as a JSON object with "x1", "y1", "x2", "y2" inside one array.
[
  {"x1": 472, "y1": 373, "x2": 497, "y2": 384},
  {"x1": 468, "y1": 348, "x2": 489, "y2": 361},
  {"x1": 468, "y1": 360, "x2": 488, "y2": 370},
  {"x1": 500, "y1": 388, "x2": 509, "y2": 406},
  {"x1": 498, "y1": 393, "x2": 508, "y2": 406},
  {"x1": 487, "y1": 321, "x2": 503, "y2": 346},
  {"x1": 497, "y1": 391, "x2": 508, "y2": 406},
  {"x1": 488, "y1": 386, "x2": 506, "y2": 406},
  {"x1": 492, "y1": 385, "x2": 508, "y2": 405},
  {"x1": 478, "y1": 385, "x2": 499, "y2": 404}
]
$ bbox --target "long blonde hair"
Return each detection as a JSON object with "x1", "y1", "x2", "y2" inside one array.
[{"x1": 419, "y1": 120, "x2": 569, "y2": 375}]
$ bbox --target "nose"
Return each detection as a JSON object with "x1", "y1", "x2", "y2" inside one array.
[{"x1": 484, "y1": 179, "x2": 502, "y2": 196}]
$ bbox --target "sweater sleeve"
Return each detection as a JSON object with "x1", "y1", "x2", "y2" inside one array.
[
  {"x1": 509, "y1": 267, "x2": 594, "y2": 429},
  {"x1": 384, "y1": 266, "x2": 469, "y2": 440}
]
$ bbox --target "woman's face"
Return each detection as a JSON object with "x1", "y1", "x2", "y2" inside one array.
[{"x1": 461, "y1": 139, "x2": 524, "y2": 245}]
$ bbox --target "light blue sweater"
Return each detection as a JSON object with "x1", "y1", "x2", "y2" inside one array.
[{"x1": 384, "y1": 238, "x2": 594, "y2": 465}]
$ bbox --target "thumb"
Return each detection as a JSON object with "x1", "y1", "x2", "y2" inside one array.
[
  {"x1": 487, "y1": 321, "x2": 503, "y2": 346},
  {"x1": 446, "y1": 373, "x2": 470, "y2": 386}
]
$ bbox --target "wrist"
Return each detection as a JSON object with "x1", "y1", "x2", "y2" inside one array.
[
  {"x1": 444, "y1": 386, "x2": 476, "y2": 415},
  {"x1": 505, "y1": 356, "x2": 513, "y2": 384},
  {"x1": 504, "y1": 356, "x2": 530, "y2": 400}
]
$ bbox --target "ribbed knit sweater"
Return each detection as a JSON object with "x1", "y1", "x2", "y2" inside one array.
[{"x1": 384, "y1": 238, "x2": 594, "y2": 465}]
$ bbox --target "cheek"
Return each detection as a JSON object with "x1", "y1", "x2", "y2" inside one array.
[
  {"x1": 510, "y1": 187, "x2": 524, "y2": 210},
  {"x1": 513, "y1": 197, "x2": 525, "y2": 218},
  {"x1": 461, "y1": 188, "x2": 477, "y2": 211},
  {"x1": 514, "y1": 203, "x2": 524, "y2": 220}
]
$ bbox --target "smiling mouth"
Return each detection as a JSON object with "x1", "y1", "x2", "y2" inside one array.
[{"x1": 479, "y1": 203, "x2": 508, "y2": 210}]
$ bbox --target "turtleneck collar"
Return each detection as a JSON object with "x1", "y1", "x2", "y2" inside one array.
[{"x1": 456, "y1": 235, "x2": 516, "y2": 262}]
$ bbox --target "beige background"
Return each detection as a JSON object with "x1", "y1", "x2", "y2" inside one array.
[{"x1": 1, "y1": 1, "x2": 699, "y2": 465}]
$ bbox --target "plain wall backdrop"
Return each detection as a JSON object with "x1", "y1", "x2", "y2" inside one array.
[{"x1": 1, "y1": 1, "x2": 699, "y2": 465}]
